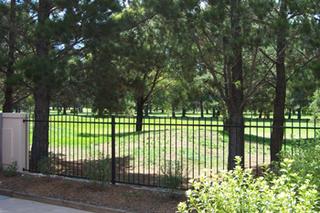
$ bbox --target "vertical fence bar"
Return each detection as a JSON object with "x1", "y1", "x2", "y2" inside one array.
[
  {"x1": 198, "y1": 118, "x2": 200, "y2": 177},
  {"x1": 186, "y1": 118, "x2": 189, "y2": 188},
  {"x1": 86, "y1": 114, "x2": 89, "y2": 176},
  {"x1": 314, "y1": 119, "x2": 316, "y2": 143},
  {"x1": 203, "y1": 118, "x2": 207, "y2": 169},
  {"x1": 138, "y1": 117, "x2": 141, "y2": 184},
  {"x1": 158, "y1": 117, "x2": 161, "y2": 186},
  {"x1": 122, "y1": 117, "x2": 125, "y2": 182},
  {"x1": 129, "y1": 117, "x2": 134, "y2": 184},
  {"x1": 249, "y1": 117, "x2": 252, "y2": 168},
  {"x1": 175, "y1": 117, "x2": 178, "y2": 179},
  {"x1": 192, "y1": 117, "x2": 195, "y2": 178},
  {"x1": 163, "y1": 117, "x2": 167, "y2": 186},
  {"x1": 169, "y1": 117, "x2": 172, "y2": 180},
  {"x1": 180, "y1": 118, "x2": 183, "y2": 187},
  {"x1": 80, "y1": 114, "x2": 83, "y2": 177},
  {"x1": 52, "y1": 113, "x2": 56, "y2": 174},
  {"x1": 111, "y1": 116, "x2": 116, "y2": 185},
  {"x1": 255, "y1": 119, "x2": 258, "y2": 169},
  {"x1": 222, "y1": 118, "x2": 225, "y2": 170},
  {"x1": 62, "y1": 115, "x2": 65, "y2": 175},
  {"x1": 210, "y1": 117, "x2": 213, "y2": 172},
  {"x1": 143, "y1": 117, "x2": 146, "y2": 185},
  {"x1": 127, "y1": 117, "x2": 130, "y2": 183},
  {"x1": 263, "y1": 118, "x2": 265, "y2": 164},
  {"x1": 118, "y1": 117, "x2": 121, "y2": 182},
  {"x1": 57, "y1": 114, "x2": 61, "y2": 175},
  {"x1": 216, "y1": 117, "x2": 219, "y2": 173},
  {"x1": 73, "y1": 113, "x2": 76, "y2": 176},
  {"x1": 153, "y1": 118, "x2": 156, "y2": 186},
  {"x1": 299, "y1": 117, "x2": 301, "y2": 149},
  {"x1": 148, "y1": 117, "x2": 151, "y2": 185},
  {"x1": 306, "y1": 119, "x2": 309, "y2": 145}
]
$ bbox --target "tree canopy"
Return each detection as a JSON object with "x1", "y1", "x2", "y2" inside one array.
[{"x1": 0, "y1": 0, "x2": 319, "y2": 169}]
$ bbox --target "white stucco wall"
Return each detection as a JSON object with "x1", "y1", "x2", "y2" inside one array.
[{"x1": 0, "y1": 113, "x2": 29, "y2": 172}]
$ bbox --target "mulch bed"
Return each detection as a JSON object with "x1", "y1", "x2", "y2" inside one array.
[{"x1": 0, "y1": 173, "x2": 185, "y2": 213}]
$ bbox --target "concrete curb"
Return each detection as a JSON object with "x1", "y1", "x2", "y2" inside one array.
[{"x1": 0, "y1": 188, "x2": 132, "y2": 213}]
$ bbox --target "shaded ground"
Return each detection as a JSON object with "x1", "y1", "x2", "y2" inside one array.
[{"x1": 0, "y1": 173, "x2": 184, "y2": 213}]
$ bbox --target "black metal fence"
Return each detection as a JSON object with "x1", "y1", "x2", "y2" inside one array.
[{"x1": 24, "y1": 115, "x2": 320, "y2": 189}]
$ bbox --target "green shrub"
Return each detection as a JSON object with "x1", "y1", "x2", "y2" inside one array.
[
  {"x1": 83, "y1": 153, "x2": 111, "y2": 185},
  {"x1": 283, "y1": 142, "x2": 320, "y2": 191},
  {"x1": 161, "y1": 160, "x2": 183, "y2": 189},
  {"x1": 309, "y1": 89, "x2": 320, "y2": 119},
  {"x1": 177, "y1": 157, "x2": 318, "y2": 213},
  {"x1": 38, "y1": 157, "x2": 55, "y2": 174},
  {"x1": 2, "y1": 161, "x2": 18, "y2": 177}
]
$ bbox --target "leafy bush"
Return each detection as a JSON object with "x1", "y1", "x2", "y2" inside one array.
[
  {"x1": 37, "y1": 157, "x2": 55, "y2": 174},
  {"x1": 2, "y1": 161, "x2": 18, "y2": 177},
  {"x1": 161, "y1": 160, "x2": 183, "y2": 189},
  {"x1": 309, "y1": 89, "x2": 320, "y2": 119},
  {"x1": 177, "y1": 157, "x2": 318, "y2": 213},
  {"x1": 283, "y1": 142, "x2": 320, "y2": 191},
  {"x1": 83, "y1": 153, "x2": 111, "y2": 185}
]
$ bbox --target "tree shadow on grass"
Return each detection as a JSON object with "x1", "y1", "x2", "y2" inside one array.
[
  {"x1": 244, "y1": 133, "x2": 315, "y2": 147},
  {"x1": 218, "y1": 130, "x2": 315, "y2": 147},
  {"x1": 28, "y1": 152, "x2": 189, "y2": 191},
  {"x1": 77, "y1": 129, "x2": 166, "y2": 138}
]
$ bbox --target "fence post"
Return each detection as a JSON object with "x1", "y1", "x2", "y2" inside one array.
[{"x1": 111, "y1": 116, "x2": 116, "y2": 184}]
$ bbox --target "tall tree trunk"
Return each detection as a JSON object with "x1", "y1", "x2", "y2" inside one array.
[
  {"x1": 212, "y1": 108, "x2": 216, "y2": 118},
  {"x1": 182, "y1": 108, "x2": 186, "y2": 117},
  {"x1": 31, "y1": 88, "x2": 50, "y2": 170},
  {"x1": 97, "y1": 108, "x2": 104, "y2": 117},
  {"x1": 227, "y1": 110, "x2": 245, "y2": 170},
  {"x1": 172, "y1": 106, "x2": 176, "y2": 118},
  {"x1": 73, "y1": 105, "x2": 77, "y2": 115},
  {"x1": 30, "y1": 0, "x2": 51, "y2": 171},
  {"x1": 288, "y1": 109, "x2": 291, "y2": 119},
  {"x1": 297, "y1": 108, "x2": 301, "y2": 120},
  {"x1": 63, "y1": 106, "x2": 67, "y2": 115},
  {"x1": 136, "y1": 97, "x2": 144, "y2": 132},
  {"x1": 271, "y1": 0, "x2": 287, "y2": 162},
  {"x1": 227, "y1": 0, "x2": 245, "y2": 170},
  {"x1": 3, "y1": 0, "x2": 16, "y2": 112},
  {"x1": 200, "y1": 99, "x2": 204, "y2": 118}
]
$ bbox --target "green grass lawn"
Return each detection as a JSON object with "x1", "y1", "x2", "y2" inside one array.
[{"x1": 27, "y1": 111, "x2": 320, "y2": 186}]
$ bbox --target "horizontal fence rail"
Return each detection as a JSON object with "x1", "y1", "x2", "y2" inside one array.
[{"x1": 24, "y1": 115, "x2": 320, "y2": 189}]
